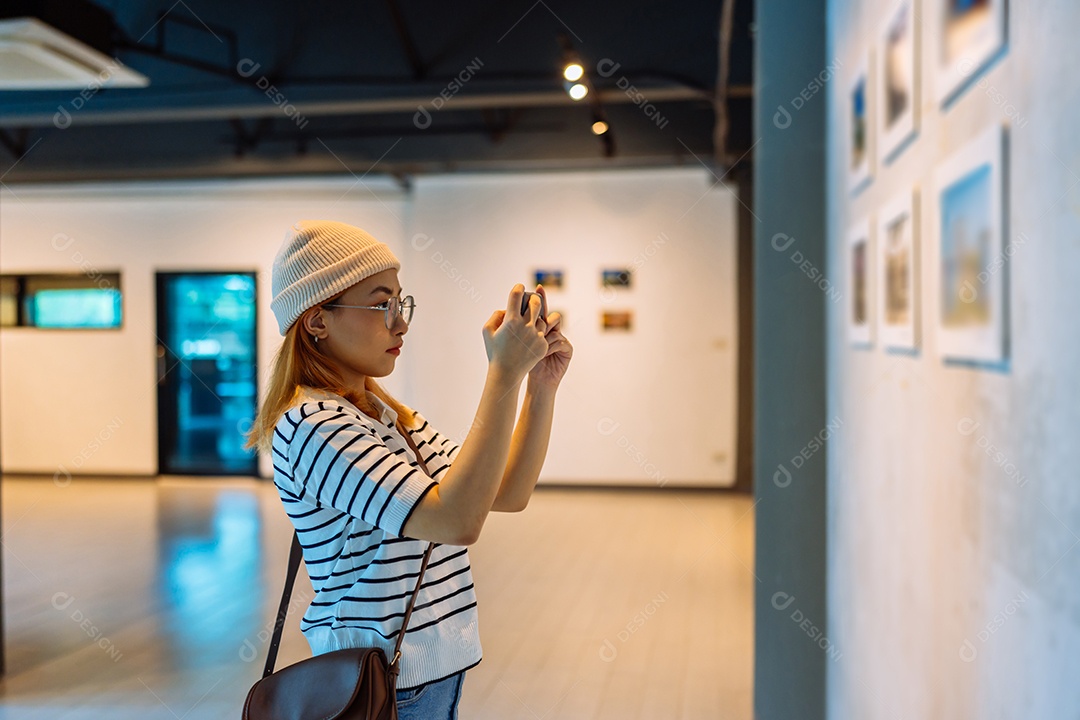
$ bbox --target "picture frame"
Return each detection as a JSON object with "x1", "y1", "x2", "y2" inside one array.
[
  {"x1": 846, "y1": 217, "x2": 873, "y2": 346},
  {"x1": 848, "y1": 49, "x2": 873, "y2": 193},
  {"x1": 877, "y1": 189, "x2": 919, "y2": 351},
  {"x1": 878, "y1": 0, "x2": 919, "y2": 162},
  {"x1": 933, "y1": 123, "x2": 1007, "y2": 363},
  {"x1": 533, "y1": 269, "x2": 564, "y2": 288},
  {"x1": 602, "y1": 310, "x2": 632, "y2": 331},
  {"x1": 936, "y1": 0, "x2": 1008, "y2": 105},
  {"x1": 601, "y1": 269, "x2": 631, "y2": 288}
]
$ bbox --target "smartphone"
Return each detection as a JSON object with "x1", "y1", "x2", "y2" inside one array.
[{"x1": 520, "y1": 291, "x2": 547, "y2": 320}]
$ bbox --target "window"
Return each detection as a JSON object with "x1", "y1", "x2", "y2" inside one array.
[{"x1": 0, "y1": 273, "x2": 123, "y2": 329}]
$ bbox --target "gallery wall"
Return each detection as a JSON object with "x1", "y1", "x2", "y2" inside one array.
[
  {"x1": 0, "y1": 167, "x2": 739, "y2": 487},
  {"x1": 827, "y1": 1, "x2": 1080, "y2": 717},
  {"x1": 405, "y1": 168, "x2": 739, "y2": 486},
  {"x1": 0, "y1": 177, "x2": 406, "y2": 478}
]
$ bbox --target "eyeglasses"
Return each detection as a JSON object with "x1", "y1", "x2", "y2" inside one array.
[{"x1": 323, "y1": 295, "x2": 415, "y2": 328}]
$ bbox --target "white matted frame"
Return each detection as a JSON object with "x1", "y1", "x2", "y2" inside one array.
[
  {"x1": 847, "y1": 217, "x2": 874, "y2": 346},
  {"x1": 933, "y1": 123, "x2": 1006, "y2": 363},
  {"x1": 936, "y1": 0, "x2": 1008, "y2": 105},
  {"x1": 877, "y1": 189, "x2": 919, "y2": 350},
  {"x1": 848, "y1": 49, "x2": 873, "y2": 193},
  {"x1": 878, "y1": 0, "x2": 919, "y2": 162}
]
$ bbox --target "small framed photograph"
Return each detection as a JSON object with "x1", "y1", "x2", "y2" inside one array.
[
  {"x1": 933, "y1": 123, "x2": 1007, "y2": 363},
  {"x1": 878, "y1": 0, "x2": 919, "y2": 162},
  {"x1": 601, "y1": 269, "x2": 632, "y2": 288},
  {"x1": 846, "y1": 218, "x2": 873, "y2": 346},
  {"x1": 848, "y1": 49, "x2": 873, "y2": 193},
  {"x1": 937, "y1": 0, "x2": 1008, "y2": 105},
  {"x1": 533, "y1": 269, "x2": 564, "y2": 288},
  {"x1": 602, "y1": 310, "x2": 632, "y2": 331},
  {"x1": 877, "y1": 189, "x2": 919, "y2": 351}
]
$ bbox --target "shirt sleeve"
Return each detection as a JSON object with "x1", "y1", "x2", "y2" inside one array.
[
  {"x1": 413, "y1": 410, "x2": 462, "y2": 463},
  {"x1": 285, "y1": 405, "x2": 437, "y2": 537}
]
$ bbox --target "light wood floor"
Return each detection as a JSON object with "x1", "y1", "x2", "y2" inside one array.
[{"x1": 0, "y1": 476, "x2": 754, "y2": 719}]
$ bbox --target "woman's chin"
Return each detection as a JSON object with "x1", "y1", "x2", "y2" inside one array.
[{"x1": 368, "y1": 354, "x2": 397, "y2": 375}]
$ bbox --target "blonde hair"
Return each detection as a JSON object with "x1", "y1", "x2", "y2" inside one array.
[{"x1": 243, "y1": 304, "x2": 418, "y2": 456}]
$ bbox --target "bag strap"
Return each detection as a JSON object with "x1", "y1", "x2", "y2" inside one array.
[
  {"x1": 262, "y1": 530, "x2": 305, "y2": 678},
  {"x1": 390, "y1": 417, "x2": 438, "y2": 671},
  {"x1": 262, "y1": 413, "x2": 437, "y2": 678}
]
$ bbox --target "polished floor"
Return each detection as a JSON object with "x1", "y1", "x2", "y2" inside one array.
[{"x1": 0, "y1": 476, "x2": 754, "y2": 719}]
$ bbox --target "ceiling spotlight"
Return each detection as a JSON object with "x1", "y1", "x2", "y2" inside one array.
[
  {"x1": 563, "y1": 62, "x2": 584, "y2": 82},
  {"x1": 591, "y1": 120, "x2": 609, "y2": 135},
  {"x1": 568, "y1": 83, "x2": 588, "y2": 100}
]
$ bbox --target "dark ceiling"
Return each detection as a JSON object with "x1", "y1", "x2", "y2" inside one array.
[{"x1": 0, "y1": 0, "x2": 754, "y2": 184}]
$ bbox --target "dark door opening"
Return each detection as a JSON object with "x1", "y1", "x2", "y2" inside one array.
[{"x1": 156, "y1": 272, "x2": 258, "y2": 476}]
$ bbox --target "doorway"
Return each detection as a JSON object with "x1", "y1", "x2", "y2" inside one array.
[{"x1": 156, "y1": 272, "x2": 258, "y2": 476}]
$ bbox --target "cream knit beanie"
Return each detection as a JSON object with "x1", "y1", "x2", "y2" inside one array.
[{"x1": 270, "y1": 220, "x2": 401, "y2": 335}]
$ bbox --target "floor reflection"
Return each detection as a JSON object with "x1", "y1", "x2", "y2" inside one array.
[
  {"x1": 0, "y1": 477, "x2": 752, "y2": 719},
  {"x1": 156, "y1": 485, "x2": 265, "y2": 667}
]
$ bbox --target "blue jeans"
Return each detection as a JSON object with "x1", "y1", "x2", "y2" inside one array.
[{"x1": 395, "y1": 670, "x2": 465, "y2": 719}]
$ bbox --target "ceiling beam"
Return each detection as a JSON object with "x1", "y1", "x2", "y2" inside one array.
[
  {"x1": 383, "y1": 0, "x2": 426, "y2": 80},
  {"x1": 0, "y1": 152, "x2": 727, "y2": 185},
  {"x1": 479, "y1": 108, "x2": 526, "y2": 144},
  {"x1": 0, "y1": 82, "x2": 745, "y2": 128},
  {"x1": 114, "y1": 12, "x2": 241, "y2": 83},
  {"x1": 714, "y1": 0, "x2": 738, "y2": 168},
  {"x1": 0, "y1": 128, "x2": 32, "y2": 159}
]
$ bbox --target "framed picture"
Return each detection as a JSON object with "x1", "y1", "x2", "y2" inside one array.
[
  {"x1": 937, "y1": 0, "x2": 1008, "y2": 105},
  {"x1": 601, "y1": 269, "x2": 631, "y2": 288},
  {"x1": 846, "y1": 218, "x2": 873, "y2": 346},
  {"x1": 533, "y1": 269, "x2": 564, "y2": 288},
  {"x1": 848, "y1": 50, "x2": 873, "y2": 192},
  {"x1": 877, "y1": 189, "x2": 919, "y2": 350},
  {"x1": 602, "y1": 310, "x2": 632, "y2": 331},
  {"x1": 933, "y1": 123, "x2": 1007, "y2": 363},
  {"x1": 878, "y1": 0, "x2": 919, "y2": 162}
]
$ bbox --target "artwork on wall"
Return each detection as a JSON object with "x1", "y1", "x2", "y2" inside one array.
[
  {"x1": 877, "y1": 189, "x2": 919, "y2": 350},
  {"x1": 533, "y1": 269, "x2": 564, "y2": 288},
  {"x1": 936, "y1": 0, "x2": 1007, "y2": 104},
  {"x1": 846, "y1": 218, "x2": 873, "y2": 346},
  {"x1": 933, "y1": 123, "x2": 1006, "y2": 363},
  {"x1": 878, "y1": 0, "x2": 919, "y2": 162},
  {"x1": 602, "y1": 310, "x2": 632, "y2": 331},
  {"x1": 848, "y1": 50, "x2": 873, "y2": 192},
  {"x1": 601, "y1": 269, "x2": 631, "y2": 288}
]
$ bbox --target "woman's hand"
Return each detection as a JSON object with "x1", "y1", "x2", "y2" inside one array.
[
  {"x1": 482, "y1": 284, "x2": 553, "y2": 383},
  {"x1": 526, "y1": 284, "x2": 572, "y2": 392}
]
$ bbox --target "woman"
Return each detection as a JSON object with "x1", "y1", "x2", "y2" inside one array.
[{"x1": 244, "y1": 219, "x2": 572, "y2": 718}]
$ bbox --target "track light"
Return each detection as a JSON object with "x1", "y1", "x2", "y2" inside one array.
[
  {"x1": 563, "y1": 62, "x2": 584, "y2": 82},
  {"x1": 558, "y1": 34, "x2": 590, "y2": 101},
  {"x1": 557, "y1": 33, "x2": 614, "y2": 156}
]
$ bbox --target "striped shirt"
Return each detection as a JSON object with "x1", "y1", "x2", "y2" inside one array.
[{"x1": 271, "y1": 384, "x2": 482, "y2": 690}]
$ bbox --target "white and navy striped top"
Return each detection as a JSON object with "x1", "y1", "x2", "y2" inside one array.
[{"x1": 271, "y1": 385, "x2": 482, "y2": 690}]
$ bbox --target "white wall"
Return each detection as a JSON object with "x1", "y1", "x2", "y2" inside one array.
[
  {"x1": 405, "y1": 168, "x2": 739, "y2": 486},
  {"x1": 827, "y1": 2, "x2": 1080, "y2": 718},
  {"x1": 1, "y1": 167, "x2": 738, "y2": 487},
  {"x1": 0, "y1": 177, "x2": 407, "y2": 478}
]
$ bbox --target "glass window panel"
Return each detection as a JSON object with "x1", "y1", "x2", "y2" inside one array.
[
  {"x1": 31, "y1": 287, "x2": 122, "y2": 328},
  {"x1": 2, "y1": 273, "x2": 122, "y2": 328}
]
